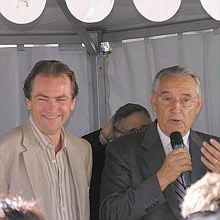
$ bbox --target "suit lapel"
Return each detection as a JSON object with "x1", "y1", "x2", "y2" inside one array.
[
  {"x1": 189, "y1": 130, "x2": 207, "y2": 183},
  {"x1": 21, "y1": 123, "x2": 51, "y2": 209},
  {"x1": 140, "y1": 122, "x2": 181, "y2": 219},
  {"x1": 140, "y1": 122, "x2": 165, "y2": 174},
  {"x1": 66, "y1": 138, "x2": 85, "y2": 220}
]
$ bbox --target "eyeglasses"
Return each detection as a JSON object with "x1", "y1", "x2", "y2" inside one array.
[{"x1": 157, "y1": 95, "x2": 198, "y2": 107}]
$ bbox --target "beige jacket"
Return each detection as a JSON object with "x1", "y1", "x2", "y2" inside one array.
[{"x1": 0, "y1": 122, "x2": 92, "y2": 220}]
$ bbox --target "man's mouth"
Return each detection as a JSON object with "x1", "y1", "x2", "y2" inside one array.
[
  {"x1": 169, "y1": 119, "x2": 181, "y2": 123},
  {"x1": 43, "y1": 115, "x2": 60, "y2": 119}
]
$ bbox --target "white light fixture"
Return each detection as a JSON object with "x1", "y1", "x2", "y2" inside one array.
[
  {"x1": 133, "y1": 0, "x2": 181, "y2": 22},
  {"x1": 65, "y1": 0, "x2": 115, "y2": 23},
  {"x1": 0, "y1": 0, "x2": 46, "y2": 24},
  {"x1": 200, "y1": 0, "x2": 220, "y2": 21}
]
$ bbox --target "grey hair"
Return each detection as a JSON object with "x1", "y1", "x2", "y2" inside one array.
[
  {"x1": 181, "y1": 172, "x2": 220, "y2": 218},
  {"x1": 151, "y1": 66, "x2": 202, "y2": 96}
]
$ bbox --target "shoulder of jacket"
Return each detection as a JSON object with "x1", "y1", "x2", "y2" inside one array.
[
  {"x1": 66, "y1": 131, "x2": 92, "y2": 151},
  {"x1": 0, "y1": 125, "x2": 23, "y2": 144}
]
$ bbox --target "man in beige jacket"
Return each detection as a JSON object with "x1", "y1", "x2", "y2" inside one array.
[{"x1": 0, "y1": 60, "x2": 92, "y2": 220}]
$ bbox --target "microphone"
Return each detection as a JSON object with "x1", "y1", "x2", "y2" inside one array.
[{"x1": 170, "y1": 131, "x2": 191, "y2": 187}]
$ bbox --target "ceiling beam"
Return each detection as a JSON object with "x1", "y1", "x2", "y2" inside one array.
[
  {"x1": 0, "y1": 34, "x2": 81, "y2": 45},
  {"x1": 56, "y1": 0, "x2": 98, "y2": 55},
  {"x1": 103, "y1": 18, "x2": 220, "y2": 42}
]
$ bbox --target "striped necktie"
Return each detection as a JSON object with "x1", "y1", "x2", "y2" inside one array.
[{"x1": 174, "y1": 175, "x2": 186, "y2": 211}]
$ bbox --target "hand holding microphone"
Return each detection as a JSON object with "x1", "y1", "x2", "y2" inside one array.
[
  {"x1": 170, "y1": 131, "x2": 191, "y2": 187},
  {"x1": 157, "y1": 131, "x2": 192, "y2": 191}
]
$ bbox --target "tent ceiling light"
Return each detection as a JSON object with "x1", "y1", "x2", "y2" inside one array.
[
  {"x1": 0, "y1": 0, "x2": 46, "y2": 24},
  {"x1": 133, "y1": 0, "x2": 181, "y2": 22},
  {"x1": 65, "y1": 0, "x2": 115, "y2": 23},
  {"x1": 200, "y1": 0, "x2": 220, "y2": 21}
]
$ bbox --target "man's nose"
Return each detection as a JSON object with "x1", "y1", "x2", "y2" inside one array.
[
  {"x1": 47, "y1": 99, "x2": 58, "y2": 108},
  {"x1": 170, "y1": 99, "x2": 182, "y2": 111}
]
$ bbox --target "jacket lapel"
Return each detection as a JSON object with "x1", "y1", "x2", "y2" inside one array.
[
  {"x1": 139, "y1": 122, "x2": 181, "y2": 219},
  {"x1": 189, "y1": 130, "x2": 207, "y2": 183},
  {"x1": 140, "y1": 123, "x2": 165, "y2": 174},
  {"x1": 21, "y1": 123, "x2": 51, "y2": 210},
  {"x1": 66, "y1": 138, "x2": 86, "y2": 220}
]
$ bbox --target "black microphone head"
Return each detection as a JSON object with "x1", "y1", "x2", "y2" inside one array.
[{"x1": 170, "y1": 131, "x2": 184, "y2": 148}]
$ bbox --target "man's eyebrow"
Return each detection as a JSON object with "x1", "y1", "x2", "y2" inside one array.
[
  {"x1": 34, "y1": 94, "x2": 49, "y2": 98},
  {"x1": 159, "y1": 91, "x2": 193, "y2": 97},
  {"x1": 159, "y1": 91, "x2": 170, "y2": 95},
  {"x1": 34, "y1": 94, "x2": 70, "y2": 99},
  {"x1": 56, "y1": 95, "x2": 69, "y2": 99},
  {"x1": 180, "y1": 94, "x2": 193, "y2": 97}
]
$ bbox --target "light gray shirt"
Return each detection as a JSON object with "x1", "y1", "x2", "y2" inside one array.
[{"x1": 30, "y1": 116, "x2": 79, "y2": 220}]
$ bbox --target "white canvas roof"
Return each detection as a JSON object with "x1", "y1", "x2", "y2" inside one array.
[{"x1": 1, "y1": 0, "x2": 220, "y2": 54}]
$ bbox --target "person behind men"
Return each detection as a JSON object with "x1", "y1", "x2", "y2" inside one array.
[
  {"x1": 83, "y1": 103, "x2": 152, "y2": 220},
  {"x1": 0, "y1": 60, "x2": 92, "y2": 220},
  {"x1": 100, "y1": 66, "x2": 220, "y2": 220}
]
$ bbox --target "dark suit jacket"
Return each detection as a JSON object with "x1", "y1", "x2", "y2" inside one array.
[
  {"x1": 83, "y1": 129, "x2": 106, "y2": 220},
  {"x1": 100, "y1": 122, "x2": 217, "y2": 220}
]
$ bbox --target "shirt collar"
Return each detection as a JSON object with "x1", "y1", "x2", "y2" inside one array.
[
  {"x1": 30, "y1": 115, "x2": 66, "y2": 150},
  {"x1": 157, "y1": 123, "x2": 190, "y2": 149}
]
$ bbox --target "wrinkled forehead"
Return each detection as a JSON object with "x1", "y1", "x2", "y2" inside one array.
[{"x1": 157, "y1": 75, "x2": 200, "y2": 96}]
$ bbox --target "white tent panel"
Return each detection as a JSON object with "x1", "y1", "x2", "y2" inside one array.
[
  {"x1": 107, "y1": 31, "x2": 220, "y2": 136},
  {"x1": 0, "y1": 46, "x2": 91, "y2": 136}
]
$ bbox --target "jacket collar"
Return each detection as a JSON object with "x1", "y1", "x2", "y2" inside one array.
[{"x1": 141, "y1": 120, "x2": 159, "y2": 150}]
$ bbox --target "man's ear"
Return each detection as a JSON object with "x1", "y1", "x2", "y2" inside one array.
[
  {"x1": 71, "y1": 97, "x2": 76, "y2": 111},
  {"x1": 196, "y1": 95, "x2": 204, "y2": 114},
  {"x1": 150, "y1": 92, "x2": 157, "y2": 112},
  {"x1": 26, "y1": 98, "x2": 32, "y2": 111}
]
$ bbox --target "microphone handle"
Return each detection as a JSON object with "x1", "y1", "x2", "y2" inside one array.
[{"x1": 182, "y1": 171, "x2": 191, "y2": 187}]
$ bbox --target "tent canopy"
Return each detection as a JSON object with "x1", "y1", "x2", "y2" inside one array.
[{"x1": 1, "y1": 0, "x2": 220, "y2": 54}]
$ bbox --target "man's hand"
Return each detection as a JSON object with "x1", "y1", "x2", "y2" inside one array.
[
  {"x1": 156, "y1": 148, "x2": 192, "y2": 191},
  {"x1": 201, "y1": 139, "x2": 220, "y2": 173},
  {"x1": 100, "y1": 116, "x2": 115, "y2": 141}
]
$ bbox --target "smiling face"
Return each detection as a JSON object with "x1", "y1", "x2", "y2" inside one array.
[
  {"x1": 26, "y1": 73, "x2": 75, "y2": 137},
  {"x1": 151, "y1": 75, "x2": 203, "y2": 136}
]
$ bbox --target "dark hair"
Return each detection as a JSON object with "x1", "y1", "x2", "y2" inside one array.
[
  {"x1": 112, "y1": 103, "x2": 151, "y2": 131},
  {"x1": 4, "y1": 210, "x2": 42, "y2": 220},
  {"x1": 152, "y1": 66, "x2": 202, "y2": 96},
  {"x1": 23, "y1": 60, "x2": 79, "y2": 100}
]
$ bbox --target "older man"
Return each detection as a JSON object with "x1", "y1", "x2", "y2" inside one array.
[
  {"x1": 0, "y1": 60, "x2": 92, "y2": 220},
  {"x1": 100, "y1": 66, "x2": 220, "y2": 220}
]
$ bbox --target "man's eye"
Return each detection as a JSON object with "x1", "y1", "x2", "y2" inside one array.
[
  {"x1": 181, "y1": 98, "x2": 190, "y2": 103},
  {"x1": 57, "y1": 99, "x2": 67, "y2": 102},
  {"x1": 38, "y1": 98, "x2": 47, "y2": 101},
  {"x1": 163, "y1": 97, "x2": 172, "y2": 101}
]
